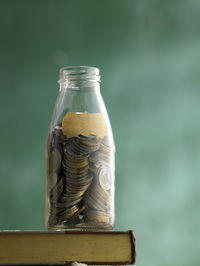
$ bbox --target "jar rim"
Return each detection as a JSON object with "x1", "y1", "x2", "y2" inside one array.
[
  {"x1": 60, "y1": 66, "x2": 99, "y2": 74},
  {"x1": 60, "y1": 66, "x2": 100, "y2": 83}
]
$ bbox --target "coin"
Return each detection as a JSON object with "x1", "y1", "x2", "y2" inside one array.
[
  {"x1": 99, "y1": 166, "x2": 112, "y2": 191},
  {"x1": 50, "y1": 177, "x2": 64, "y2": 203},
  {"x1": 47, "y1": 172, "x2": 58, "y2": 192},
  {"x1": 47, "y1": 125, "x2": 113, "y2": 227},
  {"x1": 56, "y1": 204, "x2": 79, "y2": 221},
  {"x1": 53, "y1": 197, "x2": 82, "y2": 209},
  {"x1": 62, "y1": 162, "x2": 89, "y2": 175},
  {"x1": 84, "y1": 210, "x2": 110, "y2": 224},
  {"x1": 84, "y1": 189, "x2": 110, "y2": 212},
  {"x1": 64, "y1": 156, "x2": 88, "y2": 168},
  {"x1": 74, "y1": 135, "x2": 101, "y2": 153},
  {"x1": 89, "y1": 150, "x2": 110, "y2": 166},
  {"x1": 48, "y1": 148, "x2": 62, "y2": 173},
  {"x1": 68, "y1": 205, "x2": 86, "y2": 222},
  {"x1": 52, "y1": 126, "x2": 62, "y2": 149}
]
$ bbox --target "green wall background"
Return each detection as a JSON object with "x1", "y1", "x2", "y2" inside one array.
[{"x1": 0, "y1": 1, "x2": 200, "y2": 265}]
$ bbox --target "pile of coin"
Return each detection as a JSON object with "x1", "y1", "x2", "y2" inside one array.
[{"x1": 47, "y1": 125, "x2": 112, "y2": 228}]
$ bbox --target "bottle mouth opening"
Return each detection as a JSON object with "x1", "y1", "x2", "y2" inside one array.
[{"x1": 59, "y1": 66, "x2": 101, "y2": 83}]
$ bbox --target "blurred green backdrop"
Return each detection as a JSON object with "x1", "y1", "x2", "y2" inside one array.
[{"x1": 0, "y1": 0, "x2": 200, "y2": 265}]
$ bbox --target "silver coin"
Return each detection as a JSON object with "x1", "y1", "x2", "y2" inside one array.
[{"x1": 99, "y1": 166, "x2": 112, "y2": 190}]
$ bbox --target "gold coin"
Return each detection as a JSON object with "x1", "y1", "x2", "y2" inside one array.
[
  {"x1": 53, "y1": 197, "x2": 82, "y2": 209},
  {"x1": 84, "y1": 211, "x2": 110, "y2": 224},
  {"x1": 64, "y1": 157, "x2": 88, "y2": 168},
  {"x1": 57, "y1": 204, "x2": 79, "y2": 221},
  {"x1": 50, "y1": 177, "x2": 64, "y2": 203}
]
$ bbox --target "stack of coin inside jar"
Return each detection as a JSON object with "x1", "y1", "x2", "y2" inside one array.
[{"x1": 46, "y1": 112, "x2": 113, "y2": 229}]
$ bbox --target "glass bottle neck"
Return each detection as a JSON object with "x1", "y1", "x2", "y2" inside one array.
[
  {"x1": 59, "y1": 80, "x2": 100, "y2": 91},
  {"x1": 59, "y1": 66, "x2": 100, "y2": 91}
]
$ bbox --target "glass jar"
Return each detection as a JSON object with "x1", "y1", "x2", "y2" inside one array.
[{"x1": 45, "y1": 66, "x2": 115, "y2": 230}]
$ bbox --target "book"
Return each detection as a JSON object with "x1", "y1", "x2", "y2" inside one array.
[{"x1": 0, "y1": 230, "x2": 136, "y2": 265}]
